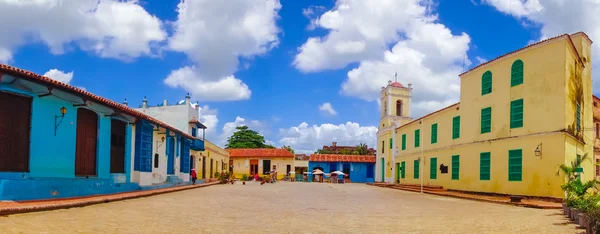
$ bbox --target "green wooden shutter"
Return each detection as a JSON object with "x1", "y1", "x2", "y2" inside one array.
[
  {"x1": 576, "y1": 103, "x2": 581, "y2": 131},
  {"x1": 414, "y1": 129, "x2": 420, "y2": 147},
  {"x1": 452, "y1": 116, "x2": 460, "y2": 139},
  {"x1": 431, "y1": 123, "x2": 438, "y2": 144},
  {"x1": 414, "y1": 160, "x2": 419, "y2": 179},
  {"x1": 430, "y1": 157, "x2": 437, "y2": 179},
  {"x1": 452, "y1": 155, "x2": 460, "y2": 180},
  {"x1": 481, "y1": 107, "x2": 492, "y2": 133},
  {"x1": 389, "y1": 137, "x2": 393, "y2": 149},
  {"x1": 510, "y1": 99, "x2": 524, "y2": 128},
  {"x1": 511, "y1": 60, "x2": 524, "y2": 86},
  {"x1": 508, "y1": 149, "x2": 522, "y2": 181},
  {"x1": 481, "y1": 71, "x2": 492, "y2": 95},
  {"x1": 401, "y1": 134, "x2": 406, "y2": 150},
  {"x1": 401, "y1": 161, "x2": 406, "y2": 178},
  {"x1": 480, "y1": 152, "x2": 491, "y2": 180}
]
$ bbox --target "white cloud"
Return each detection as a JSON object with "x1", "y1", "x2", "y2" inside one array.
[
  {"x1": 302, "y1": 5, "x2": 325, "y2": 30},
  {"x1": 0, "y1": 0, "x2": 165, "y2": 62},
  {"x1": 278, "y1": 122, "x2": 378, "y2": 155},
  {"x1": 483, "y1": 0, "x2": 600, "y2": 93},
  {"x1": 294, "y1": 0, "x2": 470, "y2": 118},
  {"x1": 192, "y1": 103, "x2": 219, "y2": 137},
  {"x1": 319, "y1": 102, "x2": 337, "y2": 116},
  {"x1": 475, "y1": 56, "x2": 488, "y2": 65},
  {"x1": 43, "y1": 69, "x2": 74, "y2": 84},
  {"x1": 165, "y1": 0, "x2": 281, "y2": 101}
]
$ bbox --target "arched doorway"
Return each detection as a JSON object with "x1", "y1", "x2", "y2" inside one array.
[
  {"x1": 396, "y1": 100, "x2": 403, "y2": 116},
  {"x1": 380, "y1": 157, "x2": 385, "y2": 182},
  {"x1": 75, "y1": 108, "x2": 98, "y2": 176}
]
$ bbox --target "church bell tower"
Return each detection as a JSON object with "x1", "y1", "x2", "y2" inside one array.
[{"x1": 376, "y1": 76, "x2": 412, "y2": 183}]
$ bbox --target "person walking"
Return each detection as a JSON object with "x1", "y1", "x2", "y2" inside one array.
[
  {"x1": 191, "y1": 169, "x2": 197, "y2": 185},
  {"x1": 254, "y1": 173, "x2": 259, "y2": 182}
]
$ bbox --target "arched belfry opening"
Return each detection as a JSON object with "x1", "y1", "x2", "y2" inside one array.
[{"x1": 396, "y1": 100, "x2": 403, "y2": 116}]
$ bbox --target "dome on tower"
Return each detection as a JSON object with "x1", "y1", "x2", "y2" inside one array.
[{"x1": 391, "y1": 82, "x2": 404, "y2": 88}]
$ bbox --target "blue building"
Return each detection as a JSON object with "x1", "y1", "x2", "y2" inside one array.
[
  {"x1": 308, "y1": 154, "x2": 376, "y2": 183},
  {"x1": 0, "y1": 65, "x2": 204, "y2": 201}
]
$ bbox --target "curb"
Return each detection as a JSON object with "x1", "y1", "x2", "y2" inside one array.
[
  {"x1": 0, "y1": 182, "x2": 219, "y2": 216},
  {"x1": 367, "y1": 183, "x2": 560, "y2": 209}
]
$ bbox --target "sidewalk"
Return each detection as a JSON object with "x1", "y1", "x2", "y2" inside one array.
[
  {"x1": 368, "y1": 183, "x2": 561, "y2": 209},
  {"x1": 0, "y1": 181, "x2": 219, "y2": 216}
]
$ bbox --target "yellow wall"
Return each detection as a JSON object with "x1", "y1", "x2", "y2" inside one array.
[
  {"x1": 230, "y1": 157, "x2": 295, "y2": 180},
  {"x1": 392, "y1": 34, "x2": 594, "y2": 198},
  {"x1": 191, "y1": 140, "x2": 230, "y2": 179}
]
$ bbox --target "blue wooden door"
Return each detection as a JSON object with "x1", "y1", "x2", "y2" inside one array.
[{"x1": 167, "y1": 136, "x2": 174, "y2": 175}]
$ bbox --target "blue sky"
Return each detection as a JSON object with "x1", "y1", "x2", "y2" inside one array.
[{"x1": 1, "y1": 0, "x2": 598, "y2": 154}]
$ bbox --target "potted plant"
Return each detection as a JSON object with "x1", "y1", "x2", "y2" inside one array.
[{"x1": 242, "y1": 174, "x2": 248, "y2": 185}]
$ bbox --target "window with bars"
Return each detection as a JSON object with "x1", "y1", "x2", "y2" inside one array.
[
  {"x1": 452, "y1": 116, "x2": 460, "y2": 139},
  {"x1": 431, "y1": 123, "x2": 438, "y2": 144},
  {"x1": 576, "y1": 103, "x2": 581, "y2": 132},
  {"x1": 430, "y1": 158, "x2": 437, "y2": 179},
  {"x1": 481, "y1": 107, "x2": 492, "y2": 133},
  {"x1": 401, "y1": 134, "x2": 406, "y2": 150},
  {"x1": 510, "y1": 99, "x2": 524, "y2": 128},
  {"x1": 511, "y1": 60, "x2": 524, "y2": 86},
  {"x1": 508, "y1": 149, "x2": 522, "y2": 181},
  {"x1": 452, "y1": 155, "x2": 460, "y2": 180},
  {"x1": 414, "y1": 129, "x2": 420, "y2": 147},
  {"x1": 482, "y1": 71, "x2": 492, "y2": 95},
  {"x1": 414, "y1": 160, "x2": 419, "y2": 179},
  {"x1": 480, "y1": 152, "x2": 490, "y2": 180}
]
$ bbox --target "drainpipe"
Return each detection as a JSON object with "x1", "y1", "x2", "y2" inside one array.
[{"x1": 420, "y1": 119, "x2": 424, "y2": 194}]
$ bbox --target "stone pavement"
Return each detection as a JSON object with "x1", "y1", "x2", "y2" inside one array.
[
  {"x1": 0, "y1": 182, "x2": 581, "y2": 233},
  {"x1": 0, "y1": 181, "x2": 219, "y2": 216}
]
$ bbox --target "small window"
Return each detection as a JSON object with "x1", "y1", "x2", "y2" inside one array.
[
  {"x1": 508, "y1": 149, "x2": 522, "y2": 181},
  {"x1": 481, "y1": 71, "x2": 492, "y2": 95},
  {"x1": 452, "y1": 155, "x2": 460, "y2": 180},
  {"x1": 510, "y1": 99, "x2": 524, "y2": 128},
  {"x1": 396, "y1": 100, "x2": 403, "y2": 116},
  {"x1": 389, "y1": 137, "x2": 393, "y2": 149},
  {"x1": 381, "y1": 140, "x2": 385, "y2": 153},
  {"x1": 414, "y1": 160, "x2": 420, "y2": 179},
  {"x1": 154, "y1": 153, "x2": 159, "y2": 168},
  {"x1": 481, "y1": 107, "x2": 492, "y2": 133},
  {"x1": 511, "y1": 60, "x2": 524, "y2": 86},
  {"x1": 480, "y1": 152, "x2": 490, "y2": 180},
  {"x1": 414, "y1": 129, "x2": 420, "y2": 147},
  {"x1": 401, "y1": 134, "x2": 406, "y2": 150},
  {"x1": 431, "y1": 123, "x2": 438, "y2": 144},
  {"x1": 192, "y1": 127, "x2": 197, "y2": 137},
  {"x1": 452, "y1": 116, "x2": 460, "y2": 139},
  {"x1": 430, "y1": 157, "x2": 437, "y2": 179}
]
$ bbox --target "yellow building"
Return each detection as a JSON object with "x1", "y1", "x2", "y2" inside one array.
[
  {"x1": 226, "y1": 148, "x2": 295, "y2": 180},
  {"x1": 192, "y1": 140, "x2": 230, "y2": 180},
  {"x1": 377, "y1": 32, "x2": 594, "y2": 198}
]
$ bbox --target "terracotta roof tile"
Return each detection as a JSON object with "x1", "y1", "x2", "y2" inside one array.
[
  {"x1": 309, "y1": 154, "x2": 376, "y2": 163},
  {"x1": 226, "y1": 148, "x2": 294, "y2": 158},
  {"x1": 0, "y1": 64, "x2": 196, "y2": 140},
  {"x1": 459, "y1": 32, "x2": 588, "y2": 77}
]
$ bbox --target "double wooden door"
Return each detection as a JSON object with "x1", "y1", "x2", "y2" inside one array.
[{"x1": 0, "y1": 92, "x2": 31, "y2": 172}]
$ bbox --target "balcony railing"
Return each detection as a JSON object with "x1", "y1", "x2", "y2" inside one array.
[{"x1": 190, "y1": 138, "x2": 205, "y2": 151}]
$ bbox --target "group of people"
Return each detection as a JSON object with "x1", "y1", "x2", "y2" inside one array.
[{"x1": 189, "y1": 168, "x2": 283, "y2": 185}]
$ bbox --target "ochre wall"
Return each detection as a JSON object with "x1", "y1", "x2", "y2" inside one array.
[{"x1": 230, "y1": 157, "x2": 294, "y2": 180}]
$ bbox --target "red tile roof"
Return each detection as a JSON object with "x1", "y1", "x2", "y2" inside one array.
[
  {"x1": 309, "y1": 154, "x2": 376, "y2": 163},
  {"x1": 0, "y1": 64, "x2": 196, "y2": 140},
  {"x1": 459, "y1": 32, "x2": 589, "y2": 77},
  {"x1": 226, "y1": 148, "x2": 294, "y2": 158},
  {"x1": 189, "y1": 119, "x2": 207, "y2": 129},
  {"x1": 391, "y1": 82, "x2": 404, "y2": 88}
]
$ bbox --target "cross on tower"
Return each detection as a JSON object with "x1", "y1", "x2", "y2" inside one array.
[{"x1": 395, "y1": 72, "x2": 398, "y2": 82}]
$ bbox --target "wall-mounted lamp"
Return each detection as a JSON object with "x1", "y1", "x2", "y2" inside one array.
[
  {"x1": 161, "y1": 136, "x2": 165, "y2": 142},
  {"x1": 535, "y1": 143, "x2": 542, "y2": 158},
  {"x1": 54, "y1": 106, "x2": 67, "y2": 136}
]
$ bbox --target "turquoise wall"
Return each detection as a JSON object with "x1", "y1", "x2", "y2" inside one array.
[
  {"x1": 0, "y1": 83, "x2": 135, "y2": 200},
  {"x1": 308, "y1": 162, "x2": 375, "y2": 183}
]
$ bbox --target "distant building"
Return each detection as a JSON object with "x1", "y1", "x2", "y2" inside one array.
[
  {"x1": 320, "y1": 142, "x2": 376, "y2": 155},
  {"x1": 308, "y1": 154, "x2": 376, "y2": 183},
  {"x1": 226, "y1": 148, "x2": 294, "y2": 180},
  {"x1": 294, "y1": 154, "x2": 309, "y2": 175},
  {"x1": 594, "y1": 95, "x2": 600, "y2": 178}
]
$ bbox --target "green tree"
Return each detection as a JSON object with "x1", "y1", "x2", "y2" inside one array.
[
  {"x1": 283, "y1": 145, "x2": 295, "y2": 154},
  {"x1": 354, "y1": 143, "x2": 369, "y2": 155},
  {"x1": 225, "y1": 126, "x2": 274, "y2": 148}
]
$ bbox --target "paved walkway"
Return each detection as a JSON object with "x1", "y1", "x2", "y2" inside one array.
[{"x1": 0, "y1": 182, "x2": 581, "y2": 233}]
